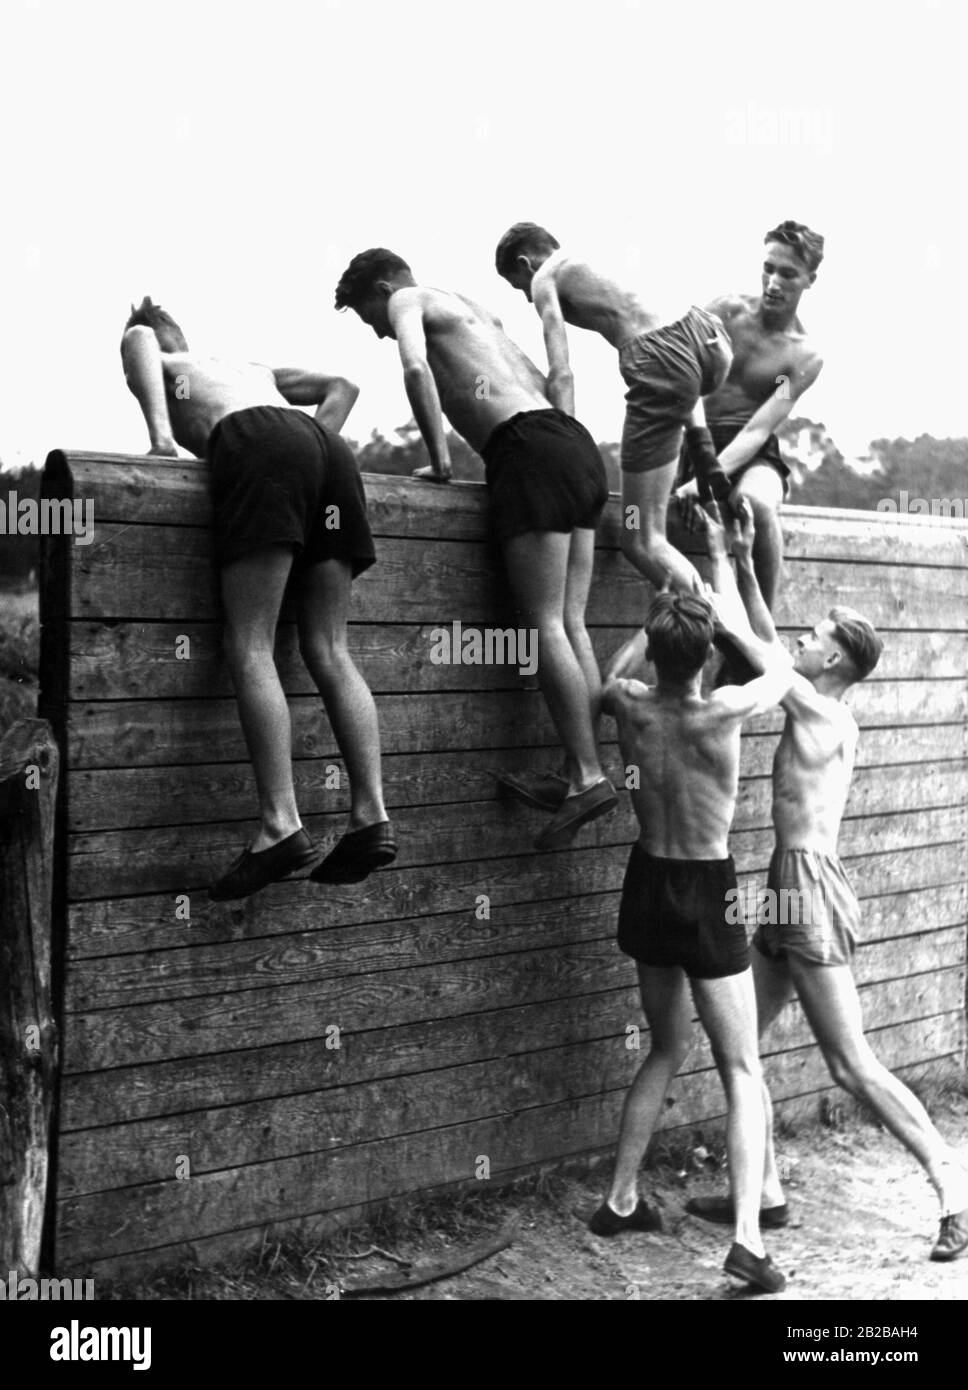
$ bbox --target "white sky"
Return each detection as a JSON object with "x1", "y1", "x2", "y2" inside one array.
[{"x1": 1, "y1": 0, "x2": 965, "y2": 471}]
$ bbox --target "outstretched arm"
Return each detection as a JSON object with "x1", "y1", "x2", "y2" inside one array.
[
  {"x1": 708, "y1": 500, "x2": 827, "y2": 720},
  {"x1": 532, "y1": 272, "x2": 575, "y2": 415},
  {"x1": 711, "y1": 650, "x2": 794, "y2": 718},
  {"x1": 717, "y1": 352, "x2": 823, "y2": 478},
  {"x1": 272, "y1": 368, "x2": 360, "y2": 434},
  {"x1": 601, "y1": 626, "x2": 650, "y2": 716},
  {"x1": 389, "y1": 293, "x2": 452, "y2": 483},
  {"x1": 696, "y1": 501, "x2": 790, "y2": 677},
  {"x1": 120, "y1": 326, "x2": 178, "y2": 456},
  {"x1": 731, "y1": 500, "x2": 779, "y2": 646}
]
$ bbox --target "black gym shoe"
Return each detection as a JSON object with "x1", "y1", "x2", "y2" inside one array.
[
  {"x1": 209, "y1": 827, "x2": 318, "y2": 901},
  {"x1": 930, "y1": 1209, "x2": 968, "y2": 1262},
  {"x1": 723, "y1": 1241, "x2": 787, "y2": 1293},
  {"x1": 686, "y1": 1194, "x2": 790, "y2": 1228},
  {"x1": 588, "y1": 1198, "x2": 663, "y2": 1237}
]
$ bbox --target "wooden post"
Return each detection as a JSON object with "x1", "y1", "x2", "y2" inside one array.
[{"x1": 0, "y1": 718, "x2": 59, "y2": 1278}]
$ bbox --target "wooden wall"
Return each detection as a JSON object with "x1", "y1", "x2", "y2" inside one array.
[{"x1": 39, "y1": 450, "x2": 967, "y2": 1280}]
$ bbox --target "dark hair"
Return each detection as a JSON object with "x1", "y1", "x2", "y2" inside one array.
[
  {"x1": 124, "y1": 295, "x2": 188, "y2": 350},
  {"x1": 645, "y1": 591, "x2": 715, "y2": 682},
  {"x1": 334, "y1": 248, "x2": 413, "y2": 310},
  {"x1": 828, "y1": 606, "x2": 882, "y2": 682},
  {"x1": 494, "y1": 222, "x2": 561, "y2": 276},
  {"x1": 764, "y1": 220, "x2": 825, "y2": 273}
]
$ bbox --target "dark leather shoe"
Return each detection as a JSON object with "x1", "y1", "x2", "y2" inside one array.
[
  {"x1": 724, "y1": 1242, "x2": 787, "y2": 1293},
  {"x1": 588, "y1": 1198, "x2": 663, "y2": 1237},
  {"x1": 686, "y1": 1194, "x2": 789, "y2": 1228},
  {"x1": 209, "y1": 827, "x2": 318, "y2": 901}
]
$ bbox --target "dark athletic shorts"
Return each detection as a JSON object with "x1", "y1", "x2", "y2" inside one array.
[
  {"x1": 711, "y1": 419, "x2": 791, "y2": 498},
  {"x1": 480, "y1": 408, "x2": 609, "y2": 546},
  {"x1": 753, "y1": 848, "x2": 860, "y2": 967},
  {"x1": 206, "y1": 406, "x2": 376, "y2": 574},
  {"x1": 676, "y1": 419, "x2": 792, "y2": 498},
  {"x1": 617, "y1": 843, "x2": 749, "y2": 979},
  {"x1": 618, "y1": 307, "x2": 733, "y2": 473}
]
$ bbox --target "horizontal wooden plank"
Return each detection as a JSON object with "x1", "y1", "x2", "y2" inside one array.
[
  {"x1": 62, "y1": 877, "x2": 967, "y2": 1012},
  {"x1": 57, "y1": 977, "x2": 967, "y2": 1199},
  {"x1": 64, "y1": 523, "x2": 968, "y2": 628},
  {"x1": 52, "y1": 453, "x2": 968, "y2": 564},
  {"x1": 67, "y1": 748, "x2": 966, "y2": 835},
  {"x1": 64, "y1": 795, "x2": 966, "y2": 902},
  {"x1": 60, "y1": 917, "x2": 965, "y2": 1073},
  {"x1": 59, "y1": 954, "x2": 965, "y2": 1136},
  {"x1": 62, "y1": 620, "x2": 968, "y2": 702},
  {"x1": 64, "y1": 835, "x2": 967, "y2": 962},
  {"x1": 64, "y1": 682, "x2": 967, "y2": 773},
  {"x1": 53, "y1": 1008, "x2": 965, "y2": 1264}
]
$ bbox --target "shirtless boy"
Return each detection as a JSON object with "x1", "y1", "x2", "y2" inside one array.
[
  {"x1": 334, "y1": 250, "x2": 616, "y2": 851},
  {"x1": 494, "y1": 222, "x2": 733, "y2": 593},
  {"x1": 121, "y1": 296, "x2": 396, "y2": 899},
  {"x1": 681, "y1": 221, "x2": 825, "y2": 611},
  {"x1": 686, "y1": 504, "x2": 968, "y2": 1263},
  {"x1": 592, "y1": 545, "x2": 793, "y2": 1292}
]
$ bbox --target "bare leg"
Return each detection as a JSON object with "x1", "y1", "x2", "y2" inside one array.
[
  {"x1": 562, "y1": 526, "x2": 602, "y2": 781},
  {"x1": 730, "y1": 464, "x2": 784, "y2": 611},
  {"x1": 503, "y1": 530, "x2": 604, "y2": 795},
  {"x1": 692, "y1": 967, "x2": 768, "y2": 1256},
  {"x1": 751, "y1": 945, "x2": 798, "y2": 1207},
  {"x1": 608, "y1": 965, "x2": 693, "y2": 1213},
  {"x1": 622, "y1": 461, "x2": 704, "y2": 593},
  {"x1": 295, "y1": 558, "x2": 387, "y2": 830},
  {"x1": 790, "y1": 959, "x2": 968, "y2": 1214},
  {"x1": 221, "y1": 545, "x2": 301, "y2": 852}
]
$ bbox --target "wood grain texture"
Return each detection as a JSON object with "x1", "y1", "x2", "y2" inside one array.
[
  {"x1": 39, "y1": 451, "x2": 968, "y2": 1276},
  {"x1": 53, "y1": 1011, "x2": 965, "y2": 1263}
]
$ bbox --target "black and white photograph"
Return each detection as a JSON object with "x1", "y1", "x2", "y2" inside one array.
[{"x1": 1, "y1": 0, "x2": 965, "y2": 1355}]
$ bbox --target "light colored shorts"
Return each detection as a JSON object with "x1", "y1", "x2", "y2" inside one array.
[
  {"x1": 753, "y1": 847, "x2": 860, "y2": 967},
  {"x1": 618, "y1": 306, "x2": 733, "y2": 473}
]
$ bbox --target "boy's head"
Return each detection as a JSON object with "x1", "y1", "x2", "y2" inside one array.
[
  {"x1": 334, "y1": 248, "x2": 416, "y2": 338},
  {"x1": 123, "y1": 296, "x2": 188, "y2": 352},
  {"x1": 645, "y1": 591, "x2": 715, "y2": 684},
  {"x1": 761, "y1": 220, "x2": 824, "y2": 313},
  {"x1": 494, "y1": 222, "x2": 560, "y2": 300},
  {"x1": 794, "y1": 606, "x2": 882, "y2": 685}
]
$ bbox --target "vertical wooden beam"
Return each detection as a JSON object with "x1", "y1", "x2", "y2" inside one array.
[{"x1": 0, "y1": 719, "x2": 59, "y2": 1277}]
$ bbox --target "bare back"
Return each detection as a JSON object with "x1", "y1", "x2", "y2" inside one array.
[
  {"x1": 536, "y1": 250, "x2": 686, "y2": 349},
  {"x1": 612, "y1": 683, "x2": 744, "y2": 859},
  {"x1": 159, "y1": 353, "x2": 291, "y2": 458},
  {"x1": 412, "y1": 288, "x2": 549, "y2": 451},
  {"x1": 704, "y1": 293, "x2": 819, "y2": 424},
  {"x1": 773, "y1": 689, "x2": 858, "y2": 853}
]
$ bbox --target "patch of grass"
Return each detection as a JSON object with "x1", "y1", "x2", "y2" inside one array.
[{"x1": 0, "y1": 586, "x2": 40, "y2": 724}]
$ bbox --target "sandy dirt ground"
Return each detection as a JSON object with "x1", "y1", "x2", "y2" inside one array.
[
  {"x1": 103, "y1": 1085, "x2": 968, "y2": 1304},
  {"x1": 334, "y1": 1088, "x2": 968, "y2": 1302}
]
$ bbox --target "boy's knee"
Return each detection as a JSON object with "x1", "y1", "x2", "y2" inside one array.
[
  {"x1": 563, "y1": 609, "x2": 590, "y2": 644},
  {"x1": 733, "y1": 475, "x2": 783, "y2": 522},
  {"x1": 298, "y1": 630, "x2": 345, "y2": 669},
  {"x1": 718, "y1": 1048, "x2": 762, "y2": 1084},
  {"x1": 826, "y1": 1049, "x2": 876, "y2": 1096},
  {"x1": 223, "y1": 627, "x2": 269, "y2": 667},
  {"x1": 621, "y1": 526, "x2": 660, "y2": 566},
  {"x1": 649, "y1": 1034, "x2": 691, "y2": 1071}
]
